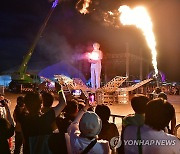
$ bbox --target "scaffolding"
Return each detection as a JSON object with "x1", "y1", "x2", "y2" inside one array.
[
  {"x1": 54, "y1": 74, "x2": 153, "y2": 104},
  {"x1": 119, "y1": 78, "x2": 153, "y2": 92},
  {"x1": 96, "y1": 76, "x2": 128, "y2": 104},
  {"x1": 100, "y1": 76, "x2": 128, "y2": 92},
  {"x1": 97, "y1": 77, "x2": 153, "y2": 104}
]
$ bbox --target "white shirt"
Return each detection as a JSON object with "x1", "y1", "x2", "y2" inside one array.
[
  {"x1": 90, "y1": 50, "x2": 102, "y2": 68},
  {"x1": 123, "y1": 125, "x2": 180, "y2": 154},
  {"x1": 0, "y1": 106, "x2": 6, "y2": 118}
]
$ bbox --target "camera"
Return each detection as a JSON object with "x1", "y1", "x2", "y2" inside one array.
[
  {"x1": 89, "y1": 93, "x2": 95, "y2": 105},
  {"x1": 72, "y1": 90, "x2": 82, "y2": 97}
]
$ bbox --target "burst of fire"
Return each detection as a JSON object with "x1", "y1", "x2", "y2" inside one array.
[
  {"x1": 79, "y1": 0, "x2": 91, "y2": 15},
  {"x1": 88, "y1": 52, "x2": 99, "y2": 60},
  {"x1": 108, "y1": 11, "x2": 114, "y2": 15},
  {"x1": 119, "y1": 5, "x2": 158, "y2": 75}
]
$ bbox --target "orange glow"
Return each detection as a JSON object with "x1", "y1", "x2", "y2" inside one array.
[
  {"x1": 79, "y1": 0, "x2": 91, "y2": 15},
  {"x1": 119, "y1": 5, "x2": 158, "y2": 75}
]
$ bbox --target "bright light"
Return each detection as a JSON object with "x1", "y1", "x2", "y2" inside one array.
[
  {"x1": 89, "y1": 52, "x2": 100, "y2": 60},
  {"x1": 108, "y1": 11, "x2": 114, "y2": 15},
  {"x1": 119, "y1": 5, "x2": 158, "y2": 75},
  {"x1": 49, "y1": 82, "x2": 55, "y2": 88},
  {"x1": 78, "y1": 0, "x2": 91, "y2": 14}
]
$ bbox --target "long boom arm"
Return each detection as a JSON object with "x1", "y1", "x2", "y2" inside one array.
[{"x1": 18, "y1": 0, "x2": 59, "y2": 73}]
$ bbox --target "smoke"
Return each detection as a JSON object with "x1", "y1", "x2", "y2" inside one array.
[
  {"x1": 37, "y1": 32, "x2": 93, "y2": 64},
  {"x1": 38, "y1": 32, "x2": 74, "y2": 63}
]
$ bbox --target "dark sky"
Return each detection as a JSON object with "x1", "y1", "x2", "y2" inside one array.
[{"x1": 0, "y1": 0, "x2": 180, "y2": 82}]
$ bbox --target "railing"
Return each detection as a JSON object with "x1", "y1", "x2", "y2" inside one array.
[
  {"x1": 110, "y1": 115, "x2": 180, "y2": 138},
  {"x1": 110, "y1": 114, "x2": 125, "y2": 124},
  {"x1": 110, "y1": 114, "x2": 125, "y2": 130}
]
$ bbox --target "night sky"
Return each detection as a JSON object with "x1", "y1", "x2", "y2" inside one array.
[{"x1": 0, "y1": 0, "x2": 180, "y2": 82}]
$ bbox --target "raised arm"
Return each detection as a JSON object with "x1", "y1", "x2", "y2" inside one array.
[
  {"x1": 4, "y1": 102, "x2": 14, "y2": 126},
  {"x1": 67, "y1": 91, "x2": 90, "y2": 135},
  {"x1": 53, "y1": 87, "x2": 67, "y2": 117},
  {"x1": 73, "y1": 100, "x2": 89, "y2": 123}
]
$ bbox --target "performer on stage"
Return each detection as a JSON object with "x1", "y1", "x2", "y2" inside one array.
[{"x1": 88, "y1": 43, "x2": 103, "y2": 89}]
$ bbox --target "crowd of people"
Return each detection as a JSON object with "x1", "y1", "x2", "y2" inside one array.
[
  {"x1": 146, "y1": 85, "x2": 179, "y2": 95},
  {"x1": 0, "y1": 85, "x2": 179, "y2": 154}
]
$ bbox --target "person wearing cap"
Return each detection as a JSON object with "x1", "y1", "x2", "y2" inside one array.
[
  {"x1": 88, "y1": 42, "x2": 103, "y2": 89},
  {"x1": 68, "y1": 101, "x2": 110, "y2": 154}
]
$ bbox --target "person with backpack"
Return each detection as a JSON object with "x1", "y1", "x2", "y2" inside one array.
[{"x1": 68, "y1": 99, "x2": 110, "y2": 154}]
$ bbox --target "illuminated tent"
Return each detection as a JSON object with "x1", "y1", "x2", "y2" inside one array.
[
  {"x1": 39, "y1": 61, "x2": 86, "y2": 82},
  {"x1": 0, "y1": 75, "x2": 11, "y2": 86}
]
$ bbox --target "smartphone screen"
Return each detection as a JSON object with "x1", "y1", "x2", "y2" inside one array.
[
  {"x1": 89, "y1": 93, "x2": 95, "y2": 105},
  {"x1": 72, "y1": 90, "x2": 82, "y2": 97}
]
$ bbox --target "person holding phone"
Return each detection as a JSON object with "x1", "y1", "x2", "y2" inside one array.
[
  {"x1": 0, "y1": 98, "x2": 14, "y2": 154},
  {"x1": 0, "y1": 94, "x2": 11, "y2": 119},
  {"x1": 19, "y1": 83, "x2": 66, "y2": 154},
  {"x1": 89, "y1": 93, "x2": 96, "y2": 107},
  {"x1": 67, "y1": 92, "x2": 110, "y2": 154}
]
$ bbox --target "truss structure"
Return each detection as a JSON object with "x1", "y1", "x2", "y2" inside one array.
[
  {"x1": 73, "y1": 78, "x2": 91, "y2": 91},
  {"x1": 119, "y1": 78, "x2": 153, "y2": 92},
  {"x1": 54, "y1": 75, "x2": 75, "y2": 91},
  {"x1": 97, "y1": 77, "x2": 153, "y2": 104},
  {"x1": 99, "y1": 76, "x2": 128, "y2": 92},
  {"x1": 54, "y1": 75, "x2": 91, "y2": 93},
  {"x1": 54, "y1": 74, "x2": 153, "y2": 104}
]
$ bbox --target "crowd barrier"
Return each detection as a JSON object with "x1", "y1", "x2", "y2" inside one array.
[
  {"x1": 110, "y1": 114, "x2": 180, "y2": 138},
  {"x1": 110, "y1": 114, "x2": 125, "y2": 131}
]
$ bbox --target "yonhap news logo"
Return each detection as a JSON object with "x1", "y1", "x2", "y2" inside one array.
[
  {"x1": 110, "y1": 136, "x2": 177, "y2": 149},
  {"x1": 110, "y1": 136, "x2": 122, "y2": 149},
  {"x1": 123, "y1": 139, "x2": 176, "y2": 146}
]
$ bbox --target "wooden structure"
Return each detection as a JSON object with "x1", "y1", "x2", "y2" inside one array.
[
  {"x1": 97, "y1": 77, "x2": 153, "y2": 104},
  {"x1": 54, "y1": 74, "x2": 153, "y2": 104}
]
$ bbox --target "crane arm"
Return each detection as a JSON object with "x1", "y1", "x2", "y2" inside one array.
[{"x1": 18, "y1": 0, "x2": 59, "y2": 73}]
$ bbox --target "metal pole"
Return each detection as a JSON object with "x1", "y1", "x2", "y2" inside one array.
[
  {"x1": 126, "y1": 43, "x2": 129, "y2": 79},
  {"x1": 139, "y1": 48, "x2": 143, "y2": 81},
  {"x1": 156, "y1": 77, "x2": 159, "y2": 87}
]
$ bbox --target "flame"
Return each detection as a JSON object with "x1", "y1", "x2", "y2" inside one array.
[
  {"x1": 103, "y1": 10, "x2": 121, "y2": 28},
  {"x1": 119, "y1": 5, "x2": 158, "y2": 75},
  {"x1": 89, "y1": 52, "x2": 99, "y2": 60},
  {"x1": 108, "y1": 11, "x2": 114, "y2": 15},
  {"x1": 78, "y1": 0, "x2": 91, "y2": 15}
]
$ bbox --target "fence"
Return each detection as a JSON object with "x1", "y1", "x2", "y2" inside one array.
[
  {"x1": 110, "y1": 114, "x2": 180, "y2": 138},
  {"x1": 110, "y1": 114, "x2": 125, "y2": 131}
]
